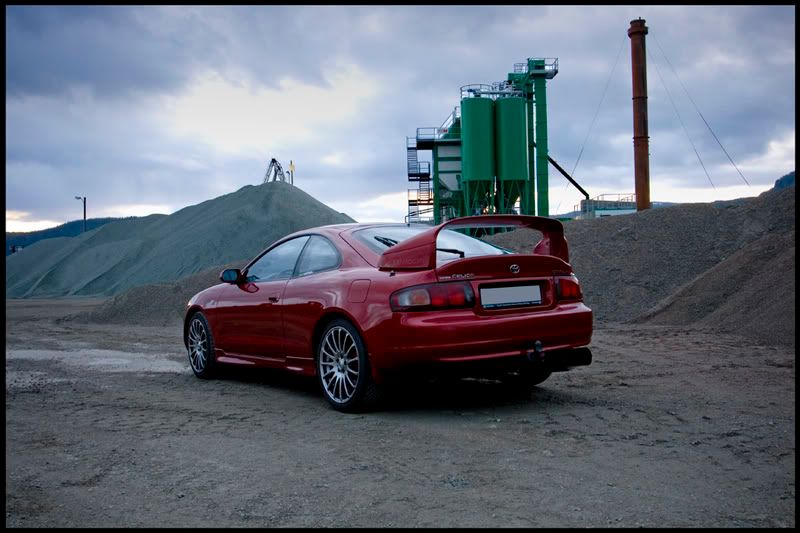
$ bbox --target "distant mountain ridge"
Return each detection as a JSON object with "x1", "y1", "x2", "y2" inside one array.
[
  {"x1": 6, "y1": 217, "x2": 138, "y2": 256},
  {"x1": 6, "y1": 181, "x2": 355, "y2": 298},
  {"x1": 774, "y1": 170, "x2": 795, "y2": 189}
]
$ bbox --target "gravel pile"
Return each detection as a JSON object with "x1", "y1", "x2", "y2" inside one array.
[
  {"x1": 6, "y1": 181, "x2": 354, "y2": 298},
  {"x1": 486, "y1": 184, "x2": 795, "y2": 347},
  {"x1": 70, "y1": 261, "x2": 245, "y2": 327},
  {"x1": 70, "y1": 183, "x2": 794, "y2": 349},
  {"x1": 635, "y1": 228, "x2": 795, "y2": 347}
]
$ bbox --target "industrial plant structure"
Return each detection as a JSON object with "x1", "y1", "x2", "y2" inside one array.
[
  {"x1": 407, "y1": 19, "x2": 657, "y2": 224},
  {"x1": 406, "y1": 58, "x2": 561, "y2": 224}
]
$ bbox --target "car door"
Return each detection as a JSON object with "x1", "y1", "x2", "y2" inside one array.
[
  {"x1": 213, "y1": 236, "x2": 310, "y2": 362},
  {"x1": 282, "y1": 235, "x2": 344, "y2": 367}
]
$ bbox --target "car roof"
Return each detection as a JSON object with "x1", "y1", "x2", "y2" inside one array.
[
  {"x1": 312, "y1": 222, "x2": 431, "y2": 235},
  {"x1": 319, "y1": 222, "x2": 430, "y2": 230}
]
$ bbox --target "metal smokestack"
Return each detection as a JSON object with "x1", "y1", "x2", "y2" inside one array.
[{"x1": 628, "y1": 18, "x2": 651, "y2": 211}]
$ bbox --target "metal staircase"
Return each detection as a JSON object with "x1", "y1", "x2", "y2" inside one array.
[
  {"x1": 406, "y1": 137, "x2": 434, "y2": 222},
  {"x1": 406, "y1": 138, "x2": 431, "y2": 179}
]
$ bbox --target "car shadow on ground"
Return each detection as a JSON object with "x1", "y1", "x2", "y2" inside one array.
[
  {"x1": 209, "y1": 365, "x2": 596, "y2": 414},
  {"x1": 379, "y1": 376, "x2": 599, "y2": 414}
]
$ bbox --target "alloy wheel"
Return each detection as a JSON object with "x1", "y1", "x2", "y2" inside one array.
[
  {"x1": 319, "y1": 326, "x2": 360, "y2": 404},
  {"x1": 188, "y1": 317, "x2": 208, "y2": 373}
]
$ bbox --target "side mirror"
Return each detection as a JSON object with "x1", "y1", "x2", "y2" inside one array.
[{"x1": 220, "y1": 268, "x2": 242, "y2": 284}]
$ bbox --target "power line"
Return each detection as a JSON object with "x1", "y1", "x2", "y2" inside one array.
[
  {"x1": 554, "y1": 35, "x2": 627, "y2": 215},
  {"x1": 648, "y1": 46, "x2": 716, "y2": 189},
  {"x1": 652, "y1": 34, "x2": 750, "y2": 186},
  {"x1": 571, "y1": 35, "x2": 628, "y2": 177}
]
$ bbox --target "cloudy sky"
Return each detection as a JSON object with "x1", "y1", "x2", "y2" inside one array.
[{"x1": 5, "y1": 5, "x2": 796, "y2": 231}]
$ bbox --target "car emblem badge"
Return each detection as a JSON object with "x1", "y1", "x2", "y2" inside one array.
[{"x1": 510, "y1": 264, "x2": 521, "y2": 274}]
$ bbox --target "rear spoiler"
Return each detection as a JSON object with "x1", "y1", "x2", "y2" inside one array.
[{"x1": 377, "y1": 215, "x2": 569, "y2": 271}]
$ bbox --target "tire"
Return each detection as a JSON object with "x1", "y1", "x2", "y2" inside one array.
[
  {"x1": 186, "y1": 312, "x2": 218, "y2": 379},
  {"x1": 316, "y1": 319, "x2": 382, "y2": 412}
]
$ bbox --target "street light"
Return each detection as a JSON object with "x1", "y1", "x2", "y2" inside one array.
[{"x1": 75, "y1": 196, "x2": 86, "y2": 233}]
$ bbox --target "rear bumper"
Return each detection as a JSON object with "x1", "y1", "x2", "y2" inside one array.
[{"x1": 366, "y1": 302, "x2": 593, "y2": 371}]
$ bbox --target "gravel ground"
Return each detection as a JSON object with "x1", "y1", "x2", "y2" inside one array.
[{"x1": 5, "y1": 298, "x2": 795, "y2": 528}]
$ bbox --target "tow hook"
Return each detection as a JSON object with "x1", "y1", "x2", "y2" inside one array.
[{"x1": 526, "y1": 340, "x2": 545, "y2": 364}]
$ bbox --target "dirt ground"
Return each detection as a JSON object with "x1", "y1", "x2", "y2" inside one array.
[{"x1": 5, "y1": 298, "x2": 795, "y2": 528}]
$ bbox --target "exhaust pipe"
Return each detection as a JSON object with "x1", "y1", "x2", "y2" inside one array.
[{"x1": 527, "y1": 344, "x2": 593, "y2": 371}]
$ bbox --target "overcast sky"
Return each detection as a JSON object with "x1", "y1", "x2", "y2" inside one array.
[{"x1": 5, "y1": 5, "x2": 796, "y2": 231}]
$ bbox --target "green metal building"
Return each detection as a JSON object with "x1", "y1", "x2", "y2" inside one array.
[{"x1": 407, "y1": 58, "x2": 559, "y2": 224}]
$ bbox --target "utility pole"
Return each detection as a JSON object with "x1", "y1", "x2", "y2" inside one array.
[{"x1": 75, "y1": 196, "x2": 86, "y2": 233}]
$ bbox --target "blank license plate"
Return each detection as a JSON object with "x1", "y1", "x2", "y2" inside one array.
[{"x1": 480, "y1": 285, "x2": 541, "y2": 309}]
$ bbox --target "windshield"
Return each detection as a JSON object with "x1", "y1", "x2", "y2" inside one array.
[{"x1": 353, "y1": 225, "x2": 513, "y2": 264}]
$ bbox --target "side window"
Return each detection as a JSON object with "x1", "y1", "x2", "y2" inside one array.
[
  {"x1": 295, "y1": 235, "x2": 341, "y2": 277},
  {"x1": 246, "y1": 236, "x2": 309, "y2": 282}
]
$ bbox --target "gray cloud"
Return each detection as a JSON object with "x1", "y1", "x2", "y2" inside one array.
[{"x1": 5, "y1": 5, "x2": 795, "y2": 226}]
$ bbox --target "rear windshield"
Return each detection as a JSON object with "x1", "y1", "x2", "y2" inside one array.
[{"x1": 353, "y1": 225, "x2": 512, "y2": 264}]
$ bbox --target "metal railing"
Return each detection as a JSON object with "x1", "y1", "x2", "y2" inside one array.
[
  {"x1": 513, "y1": 58, "x2": 559, "y2": 78},
  {"x1": 416, "y1": 126, "x2": 461, "y2": 141},
  {"x1": 407, "y1": 161, "x2": 431, "y2": 175},
  {"x1": 574, "y1": 193, "x2": 637, "y2": 217},
  {"x1": 594, "y1": 193, "x2": 636, "y2": 203},
  {"x1": 410, "y1": 107, "x2": 463, "y2": 144},
  {"x1": 440, "y1": 106, "x2": 460, "y2": 131},
  {"x1": 460, "y1": 83, "x2": 522, "y2": 99},
  {"x1": 406, "y1": 206, "x2": 436, "y2": 224}
]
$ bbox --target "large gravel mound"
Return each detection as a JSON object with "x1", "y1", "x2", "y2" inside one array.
[
  {"x1": 485, "y1": 184, "x2": 795, "y2": 347},
  {"x1": 634, "y1": 229, "x2": 795, "y2": 347},
  {"x1": 72, "y1": 184, "x2": 795, "y2": 349},
  {"x1": 6, "y1": 181, "x2": 354, "y2": 298},
  {"x1": 70, "y1": 261, "x2": 245, "y2": 327}
]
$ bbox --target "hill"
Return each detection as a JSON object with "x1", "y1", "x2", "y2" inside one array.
[
  {"x1": 485, "y1": 184, "x2": 794, "y2": 347},
  {"x1": 6, "y1": 181, "x2": 354, "y2": 298},
  {"x1": 633, "y1": 228, "x2": 794, "y2": 347},
  {"x1": 64, "y1": 181, "x2": 795, "y2": 349},
  {"x1": 6, "y1": 217, "x2": 132, "y2": 256},
  {"x1": 75, "y1": 260, "x2": 246, "y2": 327},
  {"x1": 774, "y1": 170, "x2": 795, "y2": 190}
]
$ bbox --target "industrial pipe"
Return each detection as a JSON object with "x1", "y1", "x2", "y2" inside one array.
[{"x1": 628, "y1": 18, "x2": 651, "y2": 211}]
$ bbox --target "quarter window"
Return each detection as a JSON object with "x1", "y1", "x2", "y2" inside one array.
[
  {"x1": 246, "y1": 236, "x2": 310, "y2": 282},
  {"x1": 296, "y1": 235, "x2": 341, "y2": 276}
]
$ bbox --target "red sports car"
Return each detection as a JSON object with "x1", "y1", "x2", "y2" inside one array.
[{"x1": 184, "y1": 215, "x2": 593, "y2": 412}]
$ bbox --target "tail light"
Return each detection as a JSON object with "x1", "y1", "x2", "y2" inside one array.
[
  {"x1": 390, "y1": 282, "x2": 475, "y2": 312},
  {"x1": 556, "y1": 274, "x2": 583, "y2": 301}
]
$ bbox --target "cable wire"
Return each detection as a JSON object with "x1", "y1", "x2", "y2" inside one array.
[
  {"x1": 648, "y1": 46, "x2": 716, "y2": 189},
  {"x1": 553, "y1": 35, "x2": 627, "y2": 215},
  {"x1": 571, "y1": 35, "x2": 628, "y2": 177},
  {"x1": 652, "y1": 34, "x2": 750, "y2": 186}
]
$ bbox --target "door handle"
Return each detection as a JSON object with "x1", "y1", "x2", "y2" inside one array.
[{"x1": 268, "y1": 296, "x2": 279, "y2": 303}]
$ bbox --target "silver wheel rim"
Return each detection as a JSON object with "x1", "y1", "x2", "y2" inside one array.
[
  {"x1": 188, "y1": 318, "x2": 208, "y2": 373},
  {"x1": 319, "y1": 326, "x2": 360, "y2": 404}
]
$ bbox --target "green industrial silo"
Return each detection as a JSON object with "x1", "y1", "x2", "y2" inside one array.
[
  {"x1": 494, "y1": 95, "x2": 529, "y2": 214},
  {"x1": 460, "y1": 96, "x2": 495, "y2": 216}
]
